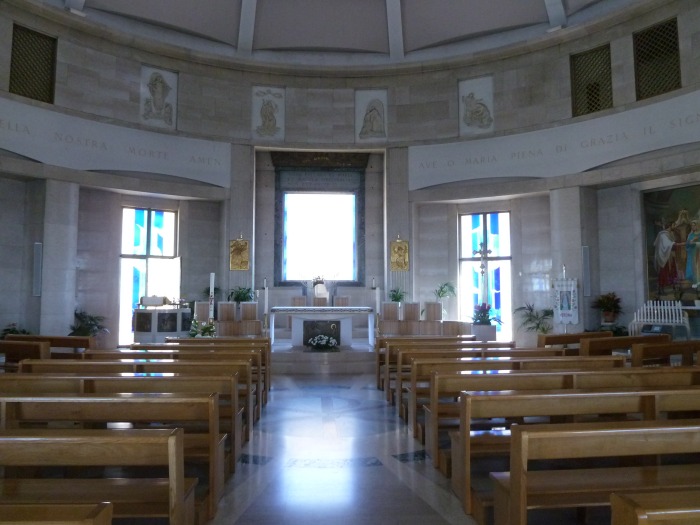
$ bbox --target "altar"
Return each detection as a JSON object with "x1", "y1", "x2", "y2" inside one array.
[{"x1": 270, "y1": 306, "x2": 374, "y2": 346}]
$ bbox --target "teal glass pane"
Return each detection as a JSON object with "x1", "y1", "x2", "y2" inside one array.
[
  {"x1": 486, "y1": 212, "x2": 511, "y2": 257},
  {"x1": 150, "y1": 210, "x2": 176, "y2": 256},
  {"x1": 121, "y1": 208, "x2": 147, "y2": 256},
  {"x1": 460, "y1": 214, "x2": 484, "y2": 258}
]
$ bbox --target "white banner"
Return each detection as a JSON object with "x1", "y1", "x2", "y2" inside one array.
[{"x1": 553, "y1": 278, "x2": 579, "y2": 325}]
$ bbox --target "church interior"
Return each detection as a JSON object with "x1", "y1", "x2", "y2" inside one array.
[{"x1": 2, "y1": 1, "x2": 700, "y2": 524}]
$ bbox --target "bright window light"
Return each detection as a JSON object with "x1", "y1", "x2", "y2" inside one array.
[{"x1": 283, "y1": 193, "x2": 356, "y2": 281}]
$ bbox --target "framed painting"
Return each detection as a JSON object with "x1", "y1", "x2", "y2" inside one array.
[
  {"x1": 230, "y1": 239, "x2": 250, "y2": 271},
  {"x1": 390, "y1": 239, "x2": 409, "y2": 272}
]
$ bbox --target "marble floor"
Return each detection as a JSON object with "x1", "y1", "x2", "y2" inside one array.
[{"x1": 209, "y1": 343, "x2": 609, "y2": 525}]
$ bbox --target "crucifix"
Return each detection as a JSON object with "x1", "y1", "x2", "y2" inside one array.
[{"x1": 473, "y1": 241, "x2": 491, "y2": 304}]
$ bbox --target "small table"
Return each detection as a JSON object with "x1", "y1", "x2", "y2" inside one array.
[{"x1": 270, "y1": 306, "x2": 374, "y2": 346}]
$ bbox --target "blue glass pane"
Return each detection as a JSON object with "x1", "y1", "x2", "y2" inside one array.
[{"x1": 154, "y1": 211, "x2": 164, "y2": 229}]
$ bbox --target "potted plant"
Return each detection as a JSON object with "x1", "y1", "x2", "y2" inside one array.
[
  {"x1": 69, "y1": 310, "x2": 108, "y2": 337},
  {"x1": 591, "y1": 292, "x2": 622, "y2": 323},
  {"x1": 433, "y1": 281, "x2": 457, "y2": 300},
  {"x1": 389, "y1": 288, "x2": 406, "y2": 302},
  {"x1": 1, "y1": 323, "x2": 30, "y2": 339},
  {"x1": 228, "y1": 286, "x2": 254, "y2": 303},
  {"x1": 470, "y1": 302, "x2": 501, "y2": 341},
  {"x1": 513, "y1": 303, "x2": 554, "y2": 334}
]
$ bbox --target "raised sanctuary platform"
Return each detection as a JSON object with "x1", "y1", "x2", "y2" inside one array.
[
  {"x1": 270, "y1": 306, "x2": 375, "y2": 346},
  {"x1": 270, "y1": 339, "x2": 374, "y2": 374}
]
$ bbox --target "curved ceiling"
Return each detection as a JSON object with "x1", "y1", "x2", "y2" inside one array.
[{"x1": 57, "y1": 0, "x2": 643, "y2": 67}]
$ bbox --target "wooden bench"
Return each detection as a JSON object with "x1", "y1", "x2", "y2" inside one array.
[
  {"x1": 452, "y1": 388, "x2": 700, "y2": 524},
  {"x1": 611, "y1": 489, "x2": 700, "y2": 524},
  {"x1": 405, "y1": 355, "x2": 625, "y2": 440},
  {"x1": 0, "y1": 373, "x2": 243, "y2": 476},
  {"x1": 0, "y1": 393, "x2": 224, "y2": 522},
  {"x1": 382, "y1": 339, "x2": 515, "y2": 400},
  {"x1": 374, "y1": 335, "x2": 477, "y2": 390},
  {"x1": 629, "y1": 340, "x2": 700, "y2": 367},
  {"x1": 136, "y1": 338, "x2": 271, "y2": 404},
  {"x1": 86, "y1": 345, "x2": 266, "y2": 415},
  {"x1": 3, "y1": 335, "x2": 96, "y2": 357},
  {"x1": 392, "y1": 347, "x2": 566, "y2": 413},
  {"x1": 0, "y1": 428, "x2": 196, "y2": 525},
  {"x1": 536, "y1": 330, "x2": 613, "y2": 350},
  {"x1": 0, "y1": 502, "x2": 113, "y2": 524},
  {"x1": 579, "y1": 334, "x2": 672, "y2": 357},
  {"x1": 491, "y1": 420, "x2": 700, "y2": 525},
  {"x1": 17, "y1": 359, "x2": 256, "y2": 442},
  {"x1": 0, "y1": 341, "x2": 51, "y2": 371}
]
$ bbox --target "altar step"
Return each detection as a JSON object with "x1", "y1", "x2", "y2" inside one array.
[{"x1": 271, "y1": 338, "x2": 374, "y2": 375}]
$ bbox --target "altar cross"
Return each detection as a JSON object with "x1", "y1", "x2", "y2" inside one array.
[{"x1": 473, "y1": 242, "x2": 491, "y2": 304}]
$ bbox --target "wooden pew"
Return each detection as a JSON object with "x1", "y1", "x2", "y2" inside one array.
[
  {"x1": 382, "y1": 339, "x2": 515, "y2": 401},
  {"x1": 85, "y1": 346, "x2": 265, "y2": 416},
  {"x1": 0, "y1": 393, "x2": 224, "y2": 522},
  {"x1": 428, "y1": 367, "x2": 700, "y2": 499},
  {"x1": 406, "y1": 355, "x2": 626, "y2": 440},
  {"x1": 579, "y1": 333, "x2": 672, "y2": 357},
  {"x1": 611, "y1": 489, "x2": 700, "y2": 524},
  {"x1": 17, "y1": 359, "x2": 256, "y2": 442},
  {"x1": 491, "y1": 420, "x2": 700, "y2": 525},
  {"x1": 374, "y1": 335, "x2": 477, "y2": 390},
  {"x1": 453, "y1": 388, "x2": 700, "y2": 524},
  {"x1": 137, "y1": 337, "x2": 272, "y2": 404},
  {"x1": 0, "y1": 373, "x2": 243, "y2": 476},
  {"x1": 0, "y1": 502, "x2": 113, "y2": 525},
  {"x1": 629, "y1": 340, "x2": 700, "y2": 367},
  {"x1": 3, "y1": 335, "x2": 96, "y2": 357},
  {"x1": 392, "y1": 347, "x2": 566, "y2": 414},
  {"x1": 0, "y1": 428, "x2": 196, "y2": 525},
  {"x1": 0, "y1": 341, "x2": 51, "y2": 371},
  {"x1": 536, "y1": 330, "x2": 613, "y2": 350}
]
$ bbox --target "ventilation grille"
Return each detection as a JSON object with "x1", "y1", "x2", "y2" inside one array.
[
  {"x1": 634, "y1": 18, "x2": 681, "y2": 101},
  {"x1": 9, "y1": 25, "x2": 56, "y2": 104},
  {"x1": 571, "y1": 45, "x2": 613, "y2": 117}
]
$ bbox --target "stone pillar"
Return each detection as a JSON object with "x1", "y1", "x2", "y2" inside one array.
[
  {"x1": 40, "y1": 179, "x2": 79, "y2": 334},
  {"x1": 549, "y1": 186, "x2": 599, "y2": 331},
  {"x1": 385, "y1": 147, "x2": 411, "y2": 299},
  {"x1": 227, "y1": 144, "x2": 255, "y2": 291}
]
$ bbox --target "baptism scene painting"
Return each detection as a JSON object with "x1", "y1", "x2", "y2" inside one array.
[{"x1": 644, "y1": 184, "x2": 700, "y2": 302}]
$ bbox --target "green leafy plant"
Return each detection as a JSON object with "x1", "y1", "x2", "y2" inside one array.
[
  {"x1": 591, "y1": 292, "x2": 622, "y2": 314},
  {"x1": 69, "y1": 310, "x2": 108, "y2": 336},
  {"x1": 513, "y1": 303, "x2": 554, "y2": 334},
  {"x1": 228, "y1": 286, "x2": 254, "y2": 303},
  {"x1": 1, "y1": 323, "x2": 31, "y2": 340},
  {"x1": 434, "y1": 281, "x2": 457, "y2": 300},
  {"x1": 472, "y1": 303, "x2": 502, "y2": 325},
  {"x1": 188, "y1": 319, "x2": 216, "y2": 337},
  {"x1": 389, "y1": 288, "x2": 406, "y2": 302}
]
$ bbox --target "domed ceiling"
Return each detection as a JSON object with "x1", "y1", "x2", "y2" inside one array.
[{"x1": 59, "y1": 0, "x2": 641, "y2": 67}]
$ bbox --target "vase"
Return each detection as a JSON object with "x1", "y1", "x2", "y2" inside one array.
[{"x1": 471, "y1": 323, "x2": 497, "y2": 342}]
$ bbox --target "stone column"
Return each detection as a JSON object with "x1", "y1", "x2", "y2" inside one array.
[
  {"x1": 40, "y1": 179, "x2": 79, "y2": 334},
  {"x1": 549, "y1": 186, "x2": 599, "y2": 331}
]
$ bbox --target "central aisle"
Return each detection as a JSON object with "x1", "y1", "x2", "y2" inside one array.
[{"x1": 209, "y1": 372, "x2": 475, "y2": 524}]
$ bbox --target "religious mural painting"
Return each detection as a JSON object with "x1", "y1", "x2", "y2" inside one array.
[
  {"x1": 355, "y1": 89, "x2": 387, "y2": 143},
  {"x1": 140, "y1": 66, "x2": 178, "y2": 130},
  {"x1": 252, "y1": 86, "x2": 285, "y2": 141},
  {"x1": 458, "y1": 76, "x2": 494, "y2": 136},
  {"x1": 644, "y1": 185, "x2": 700, "y2": 301}
]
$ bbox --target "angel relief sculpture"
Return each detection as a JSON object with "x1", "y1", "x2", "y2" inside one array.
[
  {"x1": 462, "y1": 92, "x2": 493, "y2": 129},
  {"x1": 142, "y1": 72, "x2": 174, "y2": 126},
  {"x1": 359, "y1": 99, "x2": 386, "y2": 139}
]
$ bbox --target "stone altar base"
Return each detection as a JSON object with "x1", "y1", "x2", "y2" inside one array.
[{"x1": 271, "y1": 339, "x2": 374, "y2": 375}]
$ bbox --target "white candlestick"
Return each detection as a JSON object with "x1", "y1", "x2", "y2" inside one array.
[
  {"x1": 375, "y1": 287, "x2": 380, "y2": 313},
  {"x1": 264, "y1": 287, "x2": 269, "y2": 318},
  {"x1": 208, "y1": 272, "x2": 215, "y2": 321},
  {"x1": 372, "y1": 277, "x2": 376, "y2": 289},
  {"x1": 263, "y1": 277, "x2": 267, "y2": 288}
]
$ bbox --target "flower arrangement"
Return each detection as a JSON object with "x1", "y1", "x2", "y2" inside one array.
[
  {"x1": 472, "y1": 303, "x2": 502, "y2": 325},
  {"x1": 312, "y1": 276, "x2": 325, "y2": 287},
  {"x1": 307, "y1": 334, "x2": 338, "y2": 350},
  {"x1": 590, "y1": 292, "x2": 622, "y2": 315},
  {"x1": 189, "y1": 319, "x2": 216, "y2": 337}
]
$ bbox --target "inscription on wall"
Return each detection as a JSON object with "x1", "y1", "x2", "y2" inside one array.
[
  {"x1": 0, "y1": 97, "x2": 230, "y2": 187},
  {"x1": 409, "y1": 89, "x2": 700, "y2": 190}
]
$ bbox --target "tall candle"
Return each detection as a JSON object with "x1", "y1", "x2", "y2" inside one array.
[
  {"x1": 372, "y1": 277, "x2": 376, "y2": 289},
  {"x1": 263, "y1": 277, "x2": 267, "y2": 289},
  {"x1": 264, "y1": 287, "x2": 269, "y2": 316},
  {"x1": 208, "y1": 273, "x2": 215, "y2": 321},
  {"x1": 375, "y1": 287, "x2": 380, "y2": 313}
]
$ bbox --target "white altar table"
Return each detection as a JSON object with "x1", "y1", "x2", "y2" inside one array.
[{"x1": 270, "y1": 306, "x2": 374, "y2": 346}]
